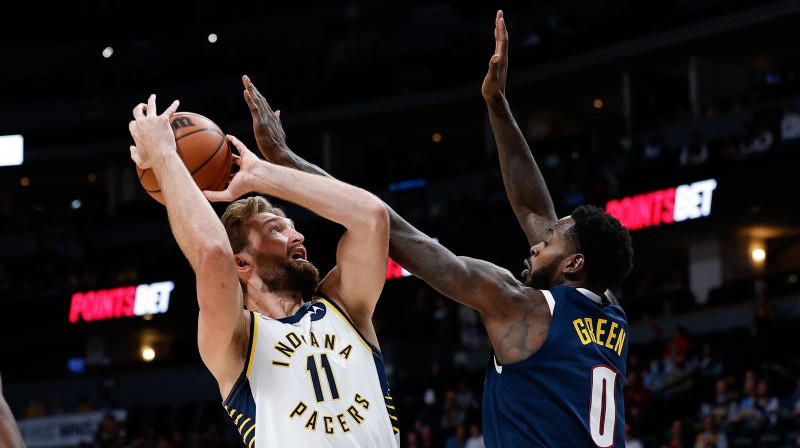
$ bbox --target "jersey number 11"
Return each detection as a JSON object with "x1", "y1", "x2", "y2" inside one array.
[{"x1": 306, "y1": 354, "x2": 340, "y2": 402}]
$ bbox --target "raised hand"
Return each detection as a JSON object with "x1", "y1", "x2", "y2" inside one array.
[
  {"x1": 242, "y1": 75, "x2": 289, "y2": 163},
  {"x1": 482, "y1": 10, "x2": 509, "y2": 103},
  {"x1": 128, "y1": 94, "x2": 180, "y2": 169},
  {"x1": 203, "y1": 135, "x2": 262, "y2": 202}
]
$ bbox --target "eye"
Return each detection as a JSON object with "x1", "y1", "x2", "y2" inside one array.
[{"x1": 269, "y1": 226, "x2": 280, "y2": 233}]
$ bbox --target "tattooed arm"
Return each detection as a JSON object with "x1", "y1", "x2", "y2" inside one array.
[{"x1": 240, "y1": 76, "x2": 552, "y2": 363}]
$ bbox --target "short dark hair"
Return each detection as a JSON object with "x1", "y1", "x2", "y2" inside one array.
[{"x1": 568, "y1": 204, "x2": 633, "y2": 289}]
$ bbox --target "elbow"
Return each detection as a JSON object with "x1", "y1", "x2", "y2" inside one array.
[
  {"x1": 360, "y1": 195, "x2": 390, "y2": 233},
  {"x1": 196, "y1": 241, "x2": 235, "y2": 273}
]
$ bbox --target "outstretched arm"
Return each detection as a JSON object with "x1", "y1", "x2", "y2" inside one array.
[
  {"x1": 128, "y1": 95, "x2": 246, "y2": 399},
  {"x1": 0, "y1": 374, "x2": 26, "y2": 448},
  {"x1": 482, "y1": 10, "x2": 557, "y2": 246},
  {"x1": 240, "y1": 77, "x2": 526, "y2": 319},
  {"x1": 204, "y1": 136, "x2": 388, "y2": 345}
]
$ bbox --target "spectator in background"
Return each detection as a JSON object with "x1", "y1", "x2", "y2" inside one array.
[
  {"x1": 666, "y1": 326, "x2": 691, "y2": 363},
  {"x1": 694, "y1": 342, "x2": 724, "y2": 378},
  {"x1": 440, "y1": 389, "x2": 466, "y2": 435},
  {"x1": 729, "y1": 370, "x2": 758, "y2": 425},
  {"x1": 699, "y1": 378, "x2": 734, "y2": 425},
  {"x1": 694, "y1": 415, "x2": 728, "y2": 448},
  {"x1": 406, "y1": 431, "x2": 419, "y2": 448},
  {"x1": 665, "y1": 419, "x2": 690, "y2": 448},
  {"x1": 419, "y1": 424, "x2": 435, "y2": 448},
  {"x1": 465, "y1": 423, "x2": 485, "y2": 448},
  {"x1": 445, "y1": 425, "x2": 467, "y2": 448},
  {"x1": 780, "y1": 105, "x2": 800, "y2": 142},
  {"x1": 95, "y1": 413, "x2": 124, "y2": 448},
  {"x1": 680, "y1": 131, "x2": 709, "y2": 168},
  {"x1": 626, "y1": 422, "x2": 645, "y2": 448},
  {"x1": 754, "y1": 379, "x2": 779, "y2": 427}
]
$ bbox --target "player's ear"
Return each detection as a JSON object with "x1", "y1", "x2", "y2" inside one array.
[
  {"x1": 234, "y1": 252, "x2": 253, "y2": 274},
  {"x1": 564, "y1": 253, "x2": 585, "y2": 274}
]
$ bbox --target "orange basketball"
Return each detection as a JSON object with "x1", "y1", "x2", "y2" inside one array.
[{"x1": 137, "y1": 112, "x2": 232, "y2": 204}]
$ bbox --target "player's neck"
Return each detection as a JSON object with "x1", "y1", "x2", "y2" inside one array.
[
  {"x1": 246, "y1": 290, "x2": 304, "y2": 319},
  {"x1": 562, "y1": 280, "x2": 604, "y2": 298}
]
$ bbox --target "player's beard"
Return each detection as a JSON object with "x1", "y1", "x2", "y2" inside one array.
[
  {"x1": 253, "y1": 251, "x2": 320, "y2": 297},
  {"x1": 525, "y1": 256, "x2": 564, "y2": 290}
]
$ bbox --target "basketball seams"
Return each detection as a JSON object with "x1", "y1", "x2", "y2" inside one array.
[
  {"x1": 175, "y1": 127, "x2": 223, "y2": 142},
  {"x1": 190, "y1": 134, "x2": 227, "y2": 175}
]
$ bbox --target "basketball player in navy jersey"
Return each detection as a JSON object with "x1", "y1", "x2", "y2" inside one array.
[
  {"x1": 479, "y1": 11, "x2": 633, "y2": 446},
  {"x1": 128, "y1": 96, "x2": 399, "y2": 448},
  {"x1": 242, "y1": 9, "x2": 632, "y2": 444}
]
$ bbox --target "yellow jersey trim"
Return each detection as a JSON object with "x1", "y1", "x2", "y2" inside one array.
[
  {"x1": 316, "y1": 296, "x2": 373, "y2": 352},
  {"x1": 245, "y1": 312, "x2": 259, "y2": 378}
]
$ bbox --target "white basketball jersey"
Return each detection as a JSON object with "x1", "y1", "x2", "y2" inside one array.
[{"x1": 223, "y1": 294, "x2": 400, "y2": 448}]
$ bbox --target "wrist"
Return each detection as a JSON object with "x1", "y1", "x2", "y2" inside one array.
[
  {"x1": 150, "y1": 148, "x2": 183, "y2": 171},
  {"x1": 485, "y1": 94, "x2": 507, "y2": 109}
]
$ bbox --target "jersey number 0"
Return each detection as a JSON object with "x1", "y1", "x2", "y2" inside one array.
[{"x1": 589, "y1": 366, "x2": 617, "y2": 447}]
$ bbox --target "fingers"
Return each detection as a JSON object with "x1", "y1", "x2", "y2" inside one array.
[
  {"x1": 162, "y1": 99, "x2": 180, "y2": 117},
  {"x1": 275, "y1": 110, "x2": 281, "y2": 119},
  {"x1": 231, "y1": 153, "x2": 242, "y2": 165},
  {"x1": 244, "y1": 90, "x2": 257, "y2": 113},
  {"x1": 226, "y1": 134, "x2": 252, "y2": 157},
  {"x1": 146, "y1": 94, "x2": 157, "y2": 116},
  {"x1": 129, "y1": 145, "x2": 143, "y2": 167},
  {"x1": 133, "y1": 103, "x2": 146, "y2": 120}
]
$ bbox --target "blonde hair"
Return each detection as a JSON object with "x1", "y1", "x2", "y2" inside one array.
[{"x1": 221, "y1": 196, "x2": 286, "y2": 254}]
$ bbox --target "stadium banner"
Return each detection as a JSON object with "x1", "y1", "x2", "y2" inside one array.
[
  {"x1": 68, "y1": 280, "x2": 174, "y2": 323},
  {"x1": 18, "y1": 409, "x2": 127, "y2": 448}
]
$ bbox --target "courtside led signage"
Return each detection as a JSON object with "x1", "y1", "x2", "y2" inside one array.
[
  {"x1": 69, "y1": 281, "x2": 174, "y2": 323},
  {"x1": 605, "y1": 179, "x2": 716, "y2": 231},
  {"x1": 386, "y1": 258, "x2": 412, "y2": 280}
]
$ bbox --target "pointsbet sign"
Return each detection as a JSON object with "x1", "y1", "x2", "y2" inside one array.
[
  {"x1": 68, "y1": 281, "x2": 174, "y2": 323},
  {"x1": 605, "y1": 179, "x2": 716, "y2": 230}
]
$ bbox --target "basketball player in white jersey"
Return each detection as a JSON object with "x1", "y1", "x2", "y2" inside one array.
[{"x1": 128, "y1": 95, "x2": 399, "y2": 448}]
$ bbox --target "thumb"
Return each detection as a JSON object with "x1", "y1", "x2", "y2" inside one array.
[
  {"x1": 487, "y1": 56, "x2": 499, "y2": 77},
  {"x1": 203, "y1": 189, "x2": 231, "y2": 203}
]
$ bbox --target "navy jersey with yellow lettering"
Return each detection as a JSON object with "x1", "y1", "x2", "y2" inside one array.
[{"x1": 483, "y1": 285, "x2": 628, "y2": 448}]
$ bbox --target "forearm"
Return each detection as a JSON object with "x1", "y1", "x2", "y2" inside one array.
[
  {"x1": 150, "y1": 152, "x2": 233, "y2": 268},
  {"x1": 387, "y1": 207, "x2": 464, "y2": 300},
  {"x1": 272, "y1": 148, "x2": 333, "y2": 179},
  {"x1": 250, "y1": 161, "x2": 382, "y2": 229},
  {"x1": 487, "y1": 98, "x2": 557, "y2": 243},
  {"x1": 0, "y1": 397, "x2": 25, "y2": 448}
]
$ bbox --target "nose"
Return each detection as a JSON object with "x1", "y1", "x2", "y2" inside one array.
[
  {"x1": 530, "y1": 243, "x2": 543, "y2": 256},
  {"x1": 290, "y1": 228, "x2": 305, "y2": 245}
]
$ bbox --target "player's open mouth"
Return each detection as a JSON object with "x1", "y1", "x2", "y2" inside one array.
[{"x1": 290, "y1": 247, "x2": 307, "y2": 261}]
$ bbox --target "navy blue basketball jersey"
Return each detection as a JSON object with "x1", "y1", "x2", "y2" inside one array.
[{"x1": 483, "y1": 285, "x2": 628, "y2": 448}]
